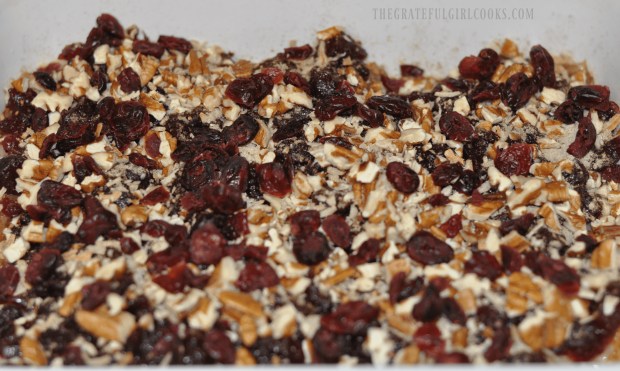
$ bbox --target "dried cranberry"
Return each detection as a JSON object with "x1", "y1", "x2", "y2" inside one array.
[
  {"x1": 111, "y1": 101, "x2": 150, "y2": 152},
  {"x1": 203, "y1": 329, "x2": 236, "y2": 364},
  {"x1": 412, "y1": 287, "x2": 442, "y2": 322},
  {"x1": 312, "y1": 327, "x2": 342, "y2": 363},
  {"x1": 530, "y1": 45, "x2": 556, "y2": 88},
  {"x1": 453, "y1": 170, "x2": 481, "y2": 195},
  {"x1": 282, "y1": 44, "x2": 313, "y2": 60},
  {"x1": 484, "y1": 326, "x2": 512, "y2": 362},
  {"x1": 431, "y1": 162, "x2": 463, "y2": 187},
  {"x1": 401, "y1": 65, "x2": 424, "y2": 77},
  {"x1": 386, "y1": 162, "x2": 420, "y2": 194},
  {"x1": 1, "y1": 135, "x2": 20, "y2": 156},
  {"x1": 249, "y1": 73, "x2": 274, "y2": 103},
  {"x1": 352, "y1": 103, "x2": 384, "y2": 128},
  {"x1": 471, "y1": 189, "x2": 483, "y2": 206},
  {"x1": 96, "y1": 13, "x2": 124, "y2": 39},
  {"x1": 576, "y1": 234, "x2": 599, "y2": 254},
  {"x1": 141, "y1": 186, "x2": 170, "y2": 206},
  {"x1": 315, "y1": 94, "x2": 357, "y2": 121},
  {"x1": 293, "y1": 231, "x2": 331, "y2": 265},
  {"x1": 261, "y1": 68, "x2": 283, "y2": 84},
  {"x1": 500, "y1": 245, "x2": 523, "y2": 275},
  {"x1": 283, "y1": 71, "x2": 310, "y2": 94},
  {"x1": 218, "y1": 156, "x2": 249, "y2": 192},
  {"x1": 132, "y1": 39, "x2": 165, "y2": 58},
  {"x1": 272, "y1": 119, "x2": 305, "y2": 143},
  {"x1": 120, "y1": 237, "x2": 140, "y2": 254},
  {"x1": 499, "y1": 213, "x2": 535, "y2": 236},
  {"x1": 222, "y1": 114, "x2": 260, "y2": 146},
  {"x1": 153, "y1": 262, "x2": 188, "y2": 293},
  {"x1": 77, "y1": 196, "x2": 117, "y2": 244},
  {"x1": 436, "y1": 353, "x2": 470, "y2": 364},
  {"x1": 406, "y1": 231, "x2": 454, "y2": 265},
  {"x1": 566, "y1": 116, "x2": 596, "y2": 158},
  {"x1": 501, "y1": 72, "x2": 538, "y2": 110},
  {"x1": 469, "y1": 80, "x2": 502, "y2": 103},
  {"x1": 538, "y1": 255, "x2": 580, "y2": 297},
  {"x1": 348, "y1": 238, "x2": 380, "y2": 267},
  {"x1": 443, "y1": 78, "x2": 470, "y2": 92},
  {"x1": 567, "y1": 85, "x2": 610, "y2": 111},
  {"x1": 494, "y1": 143, "x2": 533, "y2": 176},
  {"x1": 389, "y1": 272, "x2": 423, "y2": 304},
  {"x1": 439, "y1": 215, "x2": 462, "y2": 238},
  {"x1": 189, "y1": 222, "x2": 225, "y2": 266},
  {"x1": 80, "y1": 27, "x2": 104, "y2": 59},
  {"x1": 322, "y1": 214, "x2": 351, "y2": 248},
  {"x1": 458, "y1": 48, "x2": 500, "y2": 80},
  {"x1": 58, "y1": 43, "x2": 82, "y2": 61},
  {"x1": 31, "y1": 108, "x2": 49, "y2": 133},
  {"x1": 81, "y1": 280, "x2": 110, "y2": 310},
  {"x1": 128, "y1": 153, "x2": 157, "y2": 169},
  {"x1": 89, "y1": 70, "x2": 107, "y2": 94},
  {"x1": 554, "y1": 100, "x2": 584, "y2": 124},
  {"x1": 309, "y1": 70, "x2": 337, "y2": 99},
  {"x1": 35, "y1": 180, "x2": 83, "y2": 224},
  {"x1": 117, "y1": 68, "x2": 141, "y2": 93},
  {"x1": 289, "y1": 210, "x2": 320, "y2": 237},
  {"x1": 441, "y1": 297, "x2": 466, "y2": 325},
  {"x1": 235, "y1": 261, "x2": 279, "y2": 292},
  {"x1": 428, "y1": 194, "x2": 450, "y2": 207},
  {"x1": 602, "y1": 165, "x2": 620, "y2": 183},
  {"x1": 25, "y1": 249, "x2": 61, "y2": 285},
  {"x1": 325, "y1": 34, "x2": 367, "y2": 60},
  {"x1": 224, "y1": 78, "x2": 260, "y2": 108},
  {"x1": 145, "y1": 133, "x2": 161, "y2": 158},
  {"x1": 438, "y1": 111, "x2": 477, "y2": 142},
  {"x1": 464, "y1": 250, "x2": 503, "y2": 281},
  {"x1": 414, "y1": 324, "x2": 445, "y2": 358},
  {"x1": 318, "y1": 137, "x2": 352, "y2": 149},
  {"x1": 199, "y1": 183, "x2": 246, "y2": 215},
  {"x1": 366, "y1": 95, "x2": 413, "y2": 119},
  {"x1": 381, "y1": 75, "x2": 405, "y2": 93},
  {"x1": 158, "y1": 35, "x2": 193, "y2": 54},
  {"x1": 599, "y1": 101, "x2": 620, "y2": 121},
  {"x1": 557, "y1": 309, "x2": 620, "y2": 362},
  {"x1": 0, "y1": 264, "x2": 20, "y2": 297},
  {"x1": 33, "y1": 71, "x2": 56, "y2": 91},
  {"x1": 0, "y1": 197, "x2": 22, "y2": 218},
  {"x1": 321, "y1": 301, "x2": 378, "y2": 335},
  {"x1": 257, "y1": 162, "x2": 292, "y2": 197},
  {"x1": 336, "y1": 80, "x2": 355, "y2": 95},
  {"x1": 524, "y1": 251, "x2": 543, "y2": 276}
]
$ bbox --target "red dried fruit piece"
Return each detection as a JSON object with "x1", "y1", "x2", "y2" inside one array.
[
  {"x1": 381, "y1": 75, "x2": 405, "y2": 93},
  {"x1": 600, "y1": 101, "x2": 620, "y2": 121},
  {"x1": 243, "y1": 245, "x2": 268, "y2": 262},
  {"x1": 366, "y1": 95, "x2": 413, "y2": 119},
  {"x1": 203, "y1": 329, "x2": 236, "y2": 364},
  {"x1": 224, "y1": 78, "x2": 260, "y2": 108},
  {"x1": 58, "y1": 43, "x2": 82, "y2": 61},
  {"x1": 257, "y1": 162, "x2": 292, "y2": 197},
  {"x1": 469, "y1": 80, "x2": 502, "y2": 102},
  {"x1": 428, "y1": 194, "x2": 450, "y2": 207},
  {"x1": 386, "y1": 162, "x2": 420, "y2": 194},
  {"x1": 309, "y1": 70, "x2": 337, "y2": 98},
  {"x1": 318, "y1": 136, "x2": 352, "y2": 149},
  {"x1": 200, "y1": 183, "x2": 246, "y2": 215},
  {"x1": 431, "y1": 162, "x2": 463, "y2": 187},
  {"x1": 315, "y1": 94, "x2": 357, "y2": 121},
  {"x1": 412, "y1": 287, "x2": 442, "y2": 322},
  {"x1": 224, "y1": 211, "x2": 249, "y2": 240},
  {"x1": 81, "y1": 280, "x2": 110, "y2": 310},
  {"x1": 31, "y1": 108, "x2": 49, "y2": 133},
  {"x1": 494, "y1": 143, "x2": 533, "y2": 176},
  {"x1": 554, "y1": 100, "x2": 584, "y2": 124},
  {"x1": 439, "y1": 214, "x2": 462, "y2": 238},
  {"x1": 471, "y1": 189, "x2": 483, "y2": 206},
  {"x1": 282, "y1": 44, "x2": 313, "y2": 60},
  {"x1": 117, "y1": 68, "x2": 141, "y2": 93},
  {"x1": 0, "y1": 264, "x2": 20, "y2": 297},
  {"x1": 414, "y1": 323, "x2": 445, "y2": 358},
  {"x1": 261, "y1": 68, "x2": 283, "y2": 84},
  {"x1": 219, "y1": 156, "x2": 250, "y2": 192},
  {"x1": 141, "y1": 186, "x2": 170, "y2": 206},
  {"x1": 120, "y1": 237, "x2": 140, "y2": 254},
  {"x1": 36, "y1": 179, "x2": 83, "y2": 223},
  {"x1": 436, "y1": 353, "x2": 470, "y2": 364},
  {"x1": 185, "y1": 266, "x2": 211, "y2": 288},
  {"x1": 0, "y1": 197, "x2": 22, "y2": 218},
  {"x1": 153, "y1": 262, "x2": 188, "y2": 293},
  {"x1": 501, "y1": 72, "x2": 538, "y2": 110},
  {"x1": 576, "y1": 234, "x2": 599, "y2": 254},
  {"x1": 249, "y1": 73, "x2": 274, "y2": 103},
  {"x1": 568, "y1": 85, "x2": 611, "y2": 111},
  {"x1": 190, "y1": 222, "x2": 226, "y2": 266},
  {"x1": 336, "y1": 79, "x2": 355, "y2": 95},
  {"x1": 312, "y1": 327, "x2": 343, "y2": 363},
  {"x1": 235, "y1": 261, "x2": 280, "y2": 292},
  {"x1": 443, "y1": 78, "x2": 470, "y2": 92},
  {"x1": 524, "y1": 251, "x2": 543, "y2": 276},
  {"x1": 96, "y1": 13, "x2": 124, "y2": 39},
  {"x1": 81, "y1": 27, "x2": 104, "y2": 59},
  {"x1": 1, "y1": 135, "x2": 20, "y2": 156},
  {"x1": 222, "y1": 114, "x2": 260, "y2": 146},
  {"x1": 401, "y1": 65, "x2": 424, "y2": 77},
  {"x1": 500, "y1": 245, "x2": 523, "y2": 275},
  {"x1": 406, "y1": 231, "x2": 454, "y2": 265},
  {"x1": 25, "y1": 249, "x2": 61, "y2": 285},
  {"x1": 557, "y1": 308, "x2": 620, "y2": 362},
  {"x1": 77, "y1": 196, "x2": 117, "y2": 244},
  {"x1": 352, "y1": 103, "x2": 384, "y2": 128},
  {"x1": 484, "y1": 326, "x2": 512, "y2": 362},
  {"x1": 602, "y1": 165, "x2": 620, "y2": 183},
  {"x1": 111, "y1": 101, "x2": 149, "y2": 152},
  {"x1": 72, "y1": 155, "x2": 102, "y2": 183},
  {"x1": 453, "y1": 170, "x2": 481, "y2": 195},
  {"x1": 458, "y1": 48, "x2": 500, "y2": 80},
  {"x1": 325, "y1": 33, "x2": 368, "y2": 60},
  {"x1": 389, "y1": 272, "x2": 424, "y2": 304},
  {"x1": 128, "y1": 153, "x2": 157, "y2": 169},
  {"x1": 464, "y1": 250, "x2": 503, "y2": 281},
  {"x1": 348, "y1": 238, "x2": 380, "y2": 267},
  {"x1": 151, "y1": 324, "x2": 179, "y2": 356},
  {"x1": 538, "y1": 255, "x2": 580, "y2": 297},
  {"x1": 289, "y1": 210, "x2": 320, "y2": 236},
  {"x1": 33, "y1": 71, "x2": 57, "y2": 91},
  {"x1": 145, "y1": 133, "x2": 161, "y2": 158},
  {"x1": 530, "y1": 45, "x2": 556, "y2": 88},
  {"x1": 157, "y1": 35, "x2": 193, "y2": 54},
  {"x1": 438, "y1": 111, "x2": 477, "y2": 142},
  {"x1": 132, "y1": 39, "x2": 165, "y2": 58},
  {"x1": 499, "y1": 213, "x2": 535, "y2": 236},
  {"x1": 567, "y1": 116, "x2": 596, "y2": 158},
  {"x1": 283, "y1": 71, "x2": 310, "y2": 93},
  {"x1": 293, "y1": 231, "x2": 331, "y2": 265},
  {"x1": 321, "y1": 301, "x2": 378, "y2": 335},
  {"x1": 322, "y1": 214, "x2": 351, "y2": 248},
  {"x1": 272, "y1": 119, "x2": 305, "y2": 143},
  {"x1": 90, "y1": 70, "x2": 107, "y2": 94},
  {"x1": 441, "y1": 297, "x2": 466, "y2": 325}
]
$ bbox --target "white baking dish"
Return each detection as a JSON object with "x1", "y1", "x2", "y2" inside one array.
[{"x1": 1, "y1": 0, "x2": 620, "y2": 367}]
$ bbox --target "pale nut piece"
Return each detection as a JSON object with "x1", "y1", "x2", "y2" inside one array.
[
  {"x1": 591, "y1": 239, "x2": 616, "y2": 270},
  {"x1": 121, "y1": 204, "x2": 148, "y2": 227},
  {"x1": 75, "y1": 309, "x2": 137, "y2": 344},
  {"x1": 219, "y1": 291, "x2": 265, "y2": 318},
  {"x1": 20, "y1": 337, "x2": 47, "y2": 366},
  {"x1": 239, "y1": 315, "x2": 258, "y2": 347}
]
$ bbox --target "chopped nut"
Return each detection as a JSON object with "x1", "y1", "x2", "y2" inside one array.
[{"x1": 75, "y1": 309, "x2": 136, "y2": 343}]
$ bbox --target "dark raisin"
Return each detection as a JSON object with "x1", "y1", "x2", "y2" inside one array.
[
  {"x1": 90, "y1": 70, "x2": 107, "y2": 94},
  {"x1": 566, "y1": 116, "x2": 596, "y2": 159},
  {"x1": 224, "y1": 78, "x2": 260, "y2": 108},
  {"x1": 352, "y1": 103, "x2": 384, "y2": 128},
  {"x1": 33, "y1": 71, "x2": 57, "y2": 91},
  {"x1": 309, "y1": 70, "x2": 337, "y2": 99},
  {"x1": 386, "y1": 162, "x2": 420, "y2": 194},
  {"x1": 401, "y1": 65, "x2": 424, "y2": 77},
  {"x1": 272, "y1": 119, "x2": 305, "y2": 143},
  {"x1": 81, "y1": 280, "x2": 110, "y2": 310},
  {"x1": 431, "y1": 162, "x2": 463, "y2": 187},
  {"x1": 500, "y1": 245, "x2": 523, "y2": 275},
  {"x1": 283, "y1": 71, "x2": 310, "y2": 94},
  {"x1": 111, "y1": 101, "x2": 150, "y2": 152},
  {"x1": 366, "y1": 95, "x2": 413, "y2": 119},
  {"x1": 499, "y1": 213, "x2": 535, "y2": 236},
  {"x1": 406, "y1": 231, "x2": 454, "y2": 265},
  {"x1": 389, "y1": 272, "x2": 423, "y2": 304},
  {"x1": 438, "y1": 111, "x2": 477, "y2": 142},
  {"x1": 222, "y1": 114, "x2": 260, "y2": 146},
  {"x1": 469, "y1": 80, "x2": 502, "y2": 102},
  {"x1": 453, "y1": 170, "x2": 481, "y2": 195},
  {"x1": 501, "y1": 72, "x2": 538, "y2": 110},
  {"x1": 293, "y1": 231, "x2": 331, "y2": 265}
]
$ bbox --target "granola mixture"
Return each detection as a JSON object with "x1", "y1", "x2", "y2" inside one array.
[{"x1": 1, "y1": 14, "x2": 620, "y2": 366}]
